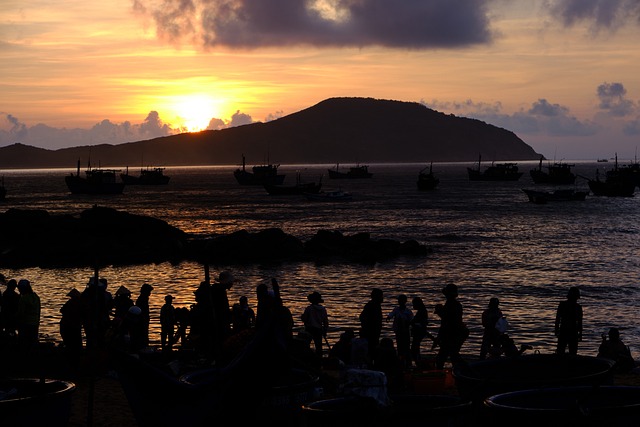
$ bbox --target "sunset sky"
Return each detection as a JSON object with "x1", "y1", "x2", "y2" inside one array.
[{"x1": 2, "y1": 0, "x2": 640, "y2": 160}]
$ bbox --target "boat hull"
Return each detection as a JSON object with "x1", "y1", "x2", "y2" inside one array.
[
  {"x1": 0, "y1": 378, "x2": 76, "y2": 426},
  {"x1": 588, "y1": 180, "x2": 636, "y2": 197},
  {"x1": 453, "y1": 354, "x2": 615, "y2": 402},
  {"x1": 484, "y1": 386, "x2": 640, "y2": 427},
  {"x1": 522, "y1": 189, "x2": 588, "y2": 203},
  {"x1": 65, "y1": 175, "x2": 125, "y2": 194}
]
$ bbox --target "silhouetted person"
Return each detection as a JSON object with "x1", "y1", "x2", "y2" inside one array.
[
  {"x1": 60, "y1": 288, "x2": 84, "y2": 363},
  {"x1": 480, "y1": 297, "x2": 504, "y2": 359},
  {"x1": 231, "y1": 295, "x2": 255, "y2": 333},
  {"x1": 112, "y1": 285, "x2": 133, "y2": 325},
  {"x1": 435, "y1": 283, "x2": 467, "y2": 369},
  {"x1": 555, "y1": 286, "x2": 583, "y2": 355},
  {"x1": 212, "y1": 271, "x2": 235, "y2": 341},
  {"x1": 2, "y1": 278, "x2": 20, "y2": 338},
  {"x1": 301, "y1": 291, "x2": 329, "y2": 357},
  {"x1": 329, "y1": 328, "x2": 355, "y2": 366},
  {"x1": 359, "y1": 288, "x2": 384, "y2": 362},
  {"x1": 387, "y1": 294, "x2": 413, "y2": 368},
  {"x1": 160, "y1": 294, "x2": 176, "y2": 352},
  {"x1": 410, "y1": 296, "x2": 429, "y2": 366},
  {"x1": 135, "y1": 283, "x2": 154, "y2": 349},
  {"x1": 598, "y1": 327, "x2": 635, "y2": 373},
  {"x1": 16, "y1": 279, "x2": 41, "y2": 356},
  {"x1": 373, "y1": 337, "x2": 403, "y2": 391}
]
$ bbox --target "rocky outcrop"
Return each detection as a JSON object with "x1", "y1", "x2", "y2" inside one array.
[{"x1": 0, "y1": 207, "x2": 431, "y2": 268}]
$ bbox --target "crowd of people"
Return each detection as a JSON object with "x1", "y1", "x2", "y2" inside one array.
[{"x1": 0, "y1": 272, "x2": 636, "y2": 381}]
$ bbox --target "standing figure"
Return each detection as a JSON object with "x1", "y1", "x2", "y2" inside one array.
[
  {"x1": 386, "y1": 294, "x2": 413, "y2": 367},
  {"x1": 2, "y1": 278, "x2": 20, "y2": 337},
  {"x1": 60, "y1": 288, "x2": 84, "y2": 362},
  {"x1": 231, "y1": 295, "x2": 255, "y2": 333},
  {"x1": 359, "y1": 288, "x2": 384, "y2": 361},
  {"x1": 480, "y1": 297, "x2": 504, "y2": 359},
  {"x1": 16, "y1": 279, "x2": 41, "y2": 355},
  {"x1": 435, "y1": 283, "x2": 467, "y2": 369},
  {"x1": 410, "y1": 296, "x2": 429, "y2": 365},
  {"x1": 112, "y1": 285, "x2": 134, "y2": 325},
  {"x1": 160, "y1": 295, "x2": 176, "y2": 352},
  {"x1": 135, "y1": 283, "x2": 154, "y2": 349},
  {"x1": 211, "y1": 271, "x2": 235, "y2": 342},
  {"x1": 555, "y1": 286, "x2": 583, "y2": 355},
  {"x1": 301, "y1": 291, "x2": 329, "y2": 357}
]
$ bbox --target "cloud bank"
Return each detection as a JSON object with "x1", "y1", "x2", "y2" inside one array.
[
  {"x1": 549, "y1": 0, "x2": 640, "y2": 31},
  {"x1": 132, "y1": 0, "x2": 494, "y2": 48}
]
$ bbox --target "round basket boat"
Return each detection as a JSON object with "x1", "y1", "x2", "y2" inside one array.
[
  {"x1": 484, "y1": 385, "x2": 640, "y2": 427},
  {"x1": 0, "y1": 378, "x2": 76, "y2": 427},
  {"x1": 452, "y1": 354, "x2": 615, "y2": 402},
  {"x1": 301, "y1": 394, "x2": 471, "y2": 427}
]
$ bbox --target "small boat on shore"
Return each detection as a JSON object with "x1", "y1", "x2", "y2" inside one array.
[
  {"x1": 327, "y1": 163, "x2": 372, "y2": 179},
  {"x1": 522, "y1": 188, "x2": 588, "y2": 204},
  {"x1": 417, "y1": 163, "x2": 439, "y2": 190},
  {"x1": 65, "y1": 159, "x2": 125, "y2": 195},
  {"x1": 530, "y1": 156, "x2": 576, "y2": 185},
  {"x1": 264, "y1": 172, "x2": 322, "y2": 195},
  {"x1": 304, "y1": 189, "x2": 353, "y2": 201},
  {"x1": 467, "y1": 154, "x2": 523, "y2": 181},
  {"x1": 234, "y1": 154, "x2": 286, "y2": 185},
  {"x1": 121, "y1": 166, "x2": 170, "y2": 185},
  {"x1": 0, "y1": 378, "x2": 76, "y2": 426}
]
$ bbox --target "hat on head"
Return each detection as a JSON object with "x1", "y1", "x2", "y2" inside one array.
[
  {"x1": 216, "y1": 271, "x2": 235, "y2": 285},
  {"x1": 165, "y1": 295, "x2": 173, "y2": 302},
  {"x1": 308, "y1": 291, "x2": 323, "y2": 304},
  {"x1": 442, "y1": 283, "x2": 458, "y2": 298},
  {"x1": 67, "y1": 288, "x2": 81, "y2": 298},
  {"x1": 128, "y1": 306, "x2": 142, "y2": 316},
  {"x1": 17, "y1": 279, "x2": 30, "y2": 289},
  {"x1": 141, "y1": 283, "x2": 154, "y2": 293},
  {"x1": 115, "y1": 285, "x2": 131, "y2": 296}
]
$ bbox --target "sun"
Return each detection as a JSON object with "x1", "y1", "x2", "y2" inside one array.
[{"x1": 172, "y1": 95, "x2": 221, "y2": 132}]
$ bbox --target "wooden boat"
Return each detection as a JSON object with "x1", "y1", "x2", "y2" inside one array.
[
  {"x1": 121, "y1": 166, "x2": 170, "y2": 185},
  {"x1": 417, "y1": 163, "x2": 439, "y2": 190},
  {"x1": 302, "y1": 394, "x2": 471, "y2": 426},
  {"x1": 522, "y1": 188, "x2": 588, "y2": 204},
  {"x1": 484, "y1": 386, "x2": 640, "y2": 427},
  {"x1": 327, "y1": 163, "x2": 372, "y2": 179},
  {"x1": 467, "y1": 154, "x2": 523, "y2": 181},
  {"x1": 65, "y1": 159, "x2": 125, "y2": 195},
  {"x1": 264, "y1": 172, "x2": 322, "y2": 195},
  {"x1": 530, "y1": 156, "x2": 576, "y2": 185},
  {"x1": 304, "y1": 189, "x2": 353, "y2": 201},
  {"x1": 234, "y1": 154, "x2": 285, "y2": 185},
  {"x1": 0, "y1": 378, "x2": 76, "y2": 426},
  {"x1": 587, "y1": 156, "x2": 636, "y2": 197},
  {"x1": 452, "y1": 354, "x2": 615, "y2": 403}
]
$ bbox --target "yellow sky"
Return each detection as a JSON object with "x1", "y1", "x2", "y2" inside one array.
[{"x1": 2, "y1": 0, "x2": 640, "y2": 159}]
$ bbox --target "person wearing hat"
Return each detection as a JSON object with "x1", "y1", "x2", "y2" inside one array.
[
  {"x1": 60, "y1": 288, "x2": 84, "y2": 361},
  {"x1": 301, "y1": 291, "x2": 329, "y2": 357},
  {"x1": 211, "y1": 271, "x2": 235, "y2": 344},
  {"x1": 113, "y1": 285, "x2": 134, "y2": 323},
  {"x1": 555, "y1": 286, "x2": 583, "y2": 356},
  {"x1": 16, "y1": 279, "x2": 41, "y2": 354},
  {"x1": 480, "y1": 297, "x2": 504, "y2": 360},
  {"x1": 435, "y1": 283, "x2": 467, "y2": 369}
]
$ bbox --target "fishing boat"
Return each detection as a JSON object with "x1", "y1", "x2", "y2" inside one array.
[
  {"x1": 529, "y1": 156, "x2": 576, "y2": 185},
  {"x1": 65, "y1": 159, "x2": 125, "y2": 195},
  {"x1": 121, "y1": 166, "x2": 170, "y2": 185},
  {"x1": 522, "y1": 188, "x2": 588, "y2": 204},
  {"x1": 417, "y1": 163, "x2": 439, "y2": 190},
  {"x1": 234, "y1": 154, "x2": 285, "y2": 185},
  {"x1": 587, "y1": 155, "x2": 636, "y2": 197},
  {"x1": 264, "y1": 172, "x2": 322, "y2": 195},
  {"x1": 452, "y1": 353, "x2": 615, "y2": 403},
  {"x1": 467, "y1": 154, "x2": 523, "y2": 181},
  {"x1": 484, "y1": 386, "x2": 640, "y2": 427},
  {"x1": 0, "y1": 378, "x2": 76, "y2": 426},
  {"x1": 304, "y1": 189, "x2": 353, "y2": 201},
  {"x1": 327, "y1": 163, "x2": 372, "y2": 179}
]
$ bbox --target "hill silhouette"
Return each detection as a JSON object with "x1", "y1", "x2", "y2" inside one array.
[{"x1": 0, "y1": 97, "x2": 540, "y2": 169}]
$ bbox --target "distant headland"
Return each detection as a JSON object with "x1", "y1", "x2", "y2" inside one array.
[{"x1": 0, "y1": 97, "x2": 541, "y2": 169}]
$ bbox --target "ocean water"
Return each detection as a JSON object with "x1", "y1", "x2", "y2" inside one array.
[{"x1": 1, "y1": 160, "x2": 639, "y2": 359}]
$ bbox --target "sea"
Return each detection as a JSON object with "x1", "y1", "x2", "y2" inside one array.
[{"x1": 1, "y1": 160, "x2": 639, "y2": 359}]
